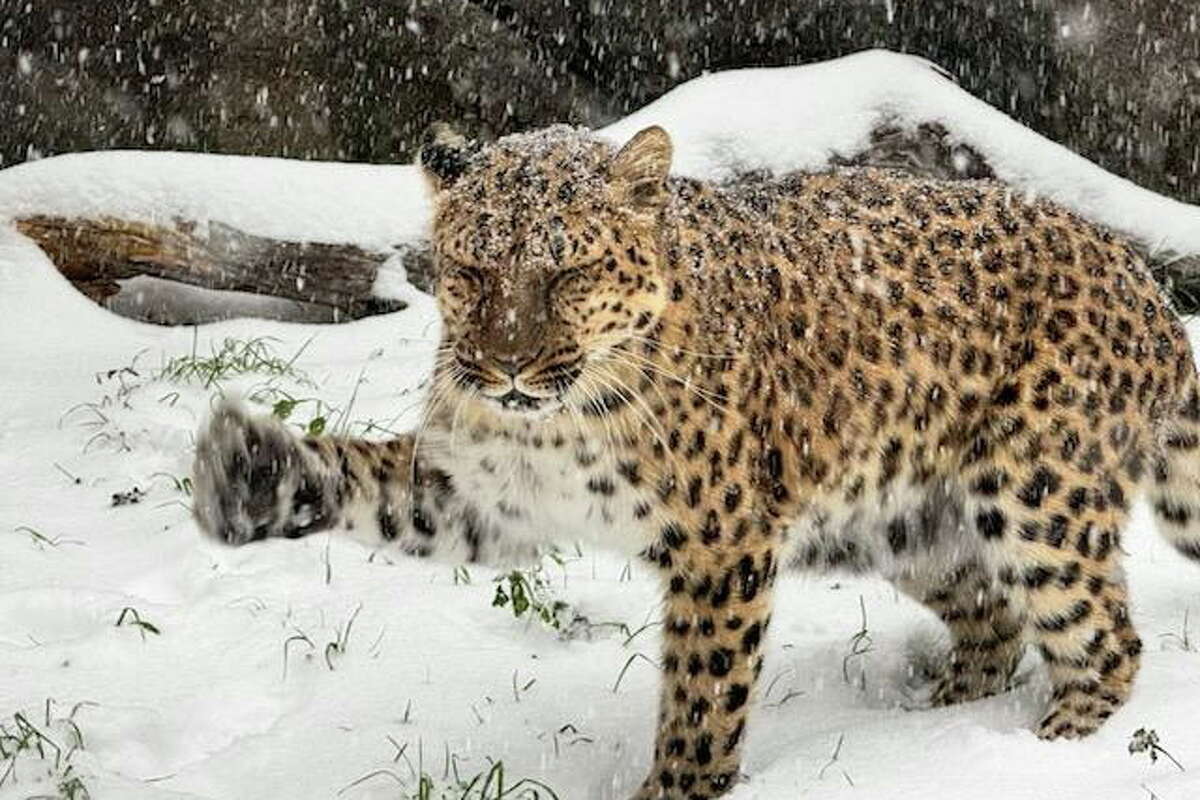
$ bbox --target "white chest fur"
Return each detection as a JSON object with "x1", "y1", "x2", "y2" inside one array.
[{"x1": 420, "y1": 427, "x2": 660, "y2": 557}]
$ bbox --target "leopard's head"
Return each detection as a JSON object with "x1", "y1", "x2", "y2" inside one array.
[{"x1": 421, "y1": 124, "x2": 673, "y2": 418}]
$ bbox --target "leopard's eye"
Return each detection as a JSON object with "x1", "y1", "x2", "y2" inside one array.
[
  {"x1": 548, "y1": 259, "x2": 602, "y2": 299},
  {"x1": 548, "y1": 266, "x2": 585, "y2": 297},
  {"x1": 439, "y1": 263, "x2": 486, "y2": 321},
  {"x1": 440, "y1": 263, "x2": 485, "y2": 298},
  {"x1": 450, "y1": 264, "x2": 483, "y2": 287}
]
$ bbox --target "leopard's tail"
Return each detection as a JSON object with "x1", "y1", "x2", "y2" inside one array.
[{"x1": 1148, "y1": 380, "x2": 1200, "y2": 564}]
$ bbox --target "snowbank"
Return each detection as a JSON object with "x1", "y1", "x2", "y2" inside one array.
[{"x1": 605, "y1": 50, "x2": 1200, "y2": 257}]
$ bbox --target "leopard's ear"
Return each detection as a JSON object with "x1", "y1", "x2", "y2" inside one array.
[
  {"x1": 419, "y1": 122, "x2": 478, "y2": 192},
  {"x1": 609, "y1": 126, "x2": 673, "y2": 211}
]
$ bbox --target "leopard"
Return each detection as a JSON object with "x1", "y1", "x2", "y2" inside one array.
[{"x1": 191, "y1": 122, "x2": 1200, "y2": 799}]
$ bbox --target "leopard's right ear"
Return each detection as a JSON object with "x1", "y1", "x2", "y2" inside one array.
[{"x1": 419, "y1": 122, "x2": 479, "y2": 192}]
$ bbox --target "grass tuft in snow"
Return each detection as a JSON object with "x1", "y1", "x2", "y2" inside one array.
[
  {"x1": 149, "y1": 471, "x2": 194, "y2": 497},
  {"x1": 491, "y1": 568, "x2": 572, "y2": 632},
  {"x1": 282, "y1": 630, "x2": 316, "y2": 680},
  {"x1": 115, "y1": 606, "x2": 161, "y2": 639},
  {"x1": 281, "y1": 606, "x2": 370, "y2": 678},
  {"x1": 342, "y1": 753, "x2": 559, "y2": 800},
  {"x1": 0, "y1": 700, "x2": 92, "y2": 799},
  {"x1": 13, "y1": 525, "x2": 85, "y2": 550},
  {"x1": 1129, "y1": 728, "x2": 1186, "y2": 771},
  {"x1": 158, "y1": 333, "x2": 314, "y2": 389},
  {"x1": 817, "y1": 733, "x2": 855, "y2": 787},
  {"x1": 611, "y1": 653, "x2": 659, "y2": 694},
  {"x1": 490, "y1": 555, "x2": 629, "y2": 641},
  {"x1": 491, "y1": 573, "x2": 612, "y2": 640},
  {"x1": 262, "y1": 362, "x2": 378, "y2": 438},
  {"x1": 266, "y1": 390, "x2": 336, "y2": 436},
  {"x1": 1158, "y1": 608, "x2": 1194, "y2": 652},
  {"x1": 842, "y1": 595, "x2": 874, "y2": 691},
  {"x1": 324, "y1": 604, "x2": 363, "y2": 671},
  {"x1": 53, "y1": 463, "x2": 83, "y2": 485}
]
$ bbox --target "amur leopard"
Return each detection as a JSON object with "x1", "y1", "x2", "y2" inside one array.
[{"x1": 192, "y1": 123, "x2": 1200, "y2": 799}]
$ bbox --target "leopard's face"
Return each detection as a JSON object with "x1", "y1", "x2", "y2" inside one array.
[{"x1": 422, "y1": 125, "x2": 673, "y2": 419}]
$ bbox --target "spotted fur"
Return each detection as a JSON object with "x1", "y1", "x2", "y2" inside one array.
[{"x1": 192, "y1": 124, "x2": 1200, "y2": 798}]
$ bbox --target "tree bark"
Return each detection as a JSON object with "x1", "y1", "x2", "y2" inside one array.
[{"x1": 16, "y1": 215, "x2": 410, "y2": 323}]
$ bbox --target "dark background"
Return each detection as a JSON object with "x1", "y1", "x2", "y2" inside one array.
[{"x1": 2, "y1": 1, "x2": 1197, "y2": 203}]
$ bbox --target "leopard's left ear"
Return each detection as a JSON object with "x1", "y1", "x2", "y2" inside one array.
[
  {"x1": 419, "y1": 122, "x2": 479, "y2": 192},
  {"x1": 609, "y1": 126, "x2": 673, "y2": 210}
]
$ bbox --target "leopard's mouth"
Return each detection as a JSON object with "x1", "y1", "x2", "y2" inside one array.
[
  {"x1": 478, "y1": 387, "x2": 567, "y2": 421},
  {"x1": 495, "y1": 388, "x2": 545, "y2": 412},
  {"x1": 448, "y1": 351, "x2": 583, "y2": 419}
]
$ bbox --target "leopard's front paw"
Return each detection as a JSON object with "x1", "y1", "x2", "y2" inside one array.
[
  {"x1": 630, "y1": 768, "x2": 738, "y2": 800},
  {"x1": 192, "y1": 399, "x2": 336, "y2": 545}
]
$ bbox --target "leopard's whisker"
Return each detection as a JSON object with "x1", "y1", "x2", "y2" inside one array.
[{"x1": 582, "y1": 364, "x2": 679, "y2": 478}]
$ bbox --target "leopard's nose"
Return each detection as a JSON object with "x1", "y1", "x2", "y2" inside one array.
[
  {"x1": 494, "y1": 356, "x2": 524, "y2": 377},
  {"x1": 492, "y1": 348, "x2": 543, "y2": 377}
]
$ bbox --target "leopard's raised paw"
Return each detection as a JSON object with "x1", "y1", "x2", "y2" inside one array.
[{"x1": 192, "y1": 398, "x2": 334, "y2": 545}]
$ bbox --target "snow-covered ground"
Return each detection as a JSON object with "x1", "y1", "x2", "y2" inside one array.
[{"x1": 2, "y1": 50, "x2": 1200, "y2": 800}]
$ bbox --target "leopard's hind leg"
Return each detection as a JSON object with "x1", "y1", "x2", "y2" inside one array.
[
  {"x1": 1147, "y1": 385, "x2": 1200, "y2": 565},
  {"x1": 895, "y1": 561, "x2": 1026, "y2": 706},
  {"x1": 962, "y1": 421, "x2": 1143, "y2": 740}
]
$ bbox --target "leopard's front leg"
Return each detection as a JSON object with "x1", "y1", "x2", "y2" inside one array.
[
  {"x1": 633, "y1": 524, "x2": 778, "y2": 799},
  {"x1": 192, "y1": 397, "x2": 412, "y2": 540},
  {"x1": 192, "y1": 399, "x2": 524, "y2": 563},
  {"x1": 192, "y1": 399, "x2": 390, "y2": 544}
]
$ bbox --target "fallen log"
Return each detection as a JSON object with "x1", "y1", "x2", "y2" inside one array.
[{"x1": 15, "y1": 215, "x2": 418, "y2": 323}]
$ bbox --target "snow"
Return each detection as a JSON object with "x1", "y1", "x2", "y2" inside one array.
[
  {"x1": 2, "y1": 50, "x2": 1200, "y2": 800},
  {"x1": 605, "y1": 50, "x2": 1200, "y2": 258},
  {"x1": 0, "y1": 152, "x2": 428, "y2": 253}
]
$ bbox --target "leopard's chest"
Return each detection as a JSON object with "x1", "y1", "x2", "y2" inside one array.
[{"x1": 424, "y1": 430, "x2": 659, "y2": 556}]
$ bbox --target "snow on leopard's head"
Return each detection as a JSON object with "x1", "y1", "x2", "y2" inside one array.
[{"x1": 420, "y1": 123, "x2": 673, "y2": 420}]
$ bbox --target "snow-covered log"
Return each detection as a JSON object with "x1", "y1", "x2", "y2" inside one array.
[{"x1": 15, "y1": 215, "x2": 406, "y2": 322}]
